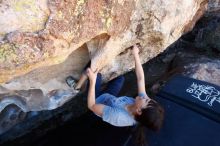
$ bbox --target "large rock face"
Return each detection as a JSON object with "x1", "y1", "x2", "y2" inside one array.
[{"x1": 0, "y1": 0, "x2": 207, "y2": 113}]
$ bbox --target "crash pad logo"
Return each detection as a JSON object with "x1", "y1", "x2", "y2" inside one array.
[{"x1": 186, "y1": 82, "x2": 220, "y2": 106}]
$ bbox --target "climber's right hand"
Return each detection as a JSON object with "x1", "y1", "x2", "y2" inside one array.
[
  {"x1": 86, "y1": 68, "x2": 98, "y2": 83},
  {"x1": 132, "y1": 44, "x2": 140, "y2": 55}
]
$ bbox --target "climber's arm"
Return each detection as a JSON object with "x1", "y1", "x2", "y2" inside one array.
[
  {"x1": 86, "y1": 68, "x2": 104, "y2": 116},
  {"x1": 132, "y1": 44, "x2": 146, "y2": 95}
]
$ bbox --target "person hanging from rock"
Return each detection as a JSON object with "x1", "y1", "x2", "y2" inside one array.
[{"x1": 66, "y1": 44, "x2": 164, "y2": 145}]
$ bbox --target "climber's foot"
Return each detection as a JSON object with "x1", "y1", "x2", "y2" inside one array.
[{"x1": 66, "y1": 76, "x2": 81, "y2": 93}]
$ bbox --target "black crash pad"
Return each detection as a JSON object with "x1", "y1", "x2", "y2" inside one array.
[
  {"x1": 146, "y1": 95, "x2": 220, "y2": 146},
  {"x1": 157, "y1": 75, "x2": 220, "y2": 123}
]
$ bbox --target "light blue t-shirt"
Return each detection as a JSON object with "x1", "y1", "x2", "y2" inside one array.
[{"x1": 96, "y1": 93, "x2": 137, "y2": 127}]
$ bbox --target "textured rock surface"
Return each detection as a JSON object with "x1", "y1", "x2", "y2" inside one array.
[
  {"x1": 207, "y1": 0, "x2": 220, "y2": 13},
  {"x1": 194, "y1": 16, "x2": 220, "y2": 52},
  {"x1": 0, "y1": 0, "x2": 49, "y2": 41},
  {"x1": 185, "y1": 59, "x2": 220, "y2": 85},
  {"x1": 0, "y1": 0, "x2": 207, "y2": 115},
  {"x1": 170, "y1": 52, "x2": 220, "y2": 86},
  {"x1": 0, "y1": 104, "x2": 26, "y2": 135}
]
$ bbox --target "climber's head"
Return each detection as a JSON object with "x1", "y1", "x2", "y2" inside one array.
[{"x1": 134, "y1": 95, "x2": 164, "y2": 131}]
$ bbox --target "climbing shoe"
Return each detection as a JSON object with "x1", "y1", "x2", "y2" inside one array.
[{"x1": 65, "y1": 76, "x2": 81, "y2": 93}]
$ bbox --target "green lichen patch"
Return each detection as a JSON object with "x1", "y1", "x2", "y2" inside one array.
[
  {"x1": 99, "y1": 6, "x2": 112, "y2": 30},
  {"x1": 106, "y1": 17, "x2": 112, "y2": 29},
  {"x1": 74, "y1": 0, "x2": 86, "y2": 16},
  {"x1": 0, "y1": 43, "x2": 17, "y2": 63},
  {"x1": 13, "y1": 0, "x2": 37, "y2": 12},
  {"x1": 4, "y1": 0, "x2": 50, "y2": 33}
]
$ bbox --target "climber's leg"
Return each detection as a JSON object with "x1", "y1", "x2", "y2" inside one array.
[
  {"x1": 85, "y1": 73, "x2": 102, "y2": 98},
  {"x1": 66, "y1": 61, "x2": 91, "y2": 90},
  {"x1": 74, "y1": 61, "x2": 91, "y2": 90},
  {"x1": 74, "y1": 73, "x2": 88, "y2": 90},
  {"x1": 101, "y1": 75, "x2": 125, "y2": 96}
]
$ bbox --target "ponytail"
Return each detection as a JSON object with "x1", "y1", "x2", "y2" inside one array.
[{"x1": 131, "y1": 124, "x2": 148, "y2": 146}]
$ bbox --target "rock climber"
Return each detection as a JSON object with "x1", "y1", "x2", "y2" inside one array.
[{"x1": 66, "y1": 44, "x2": 164, "y2": 145}]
